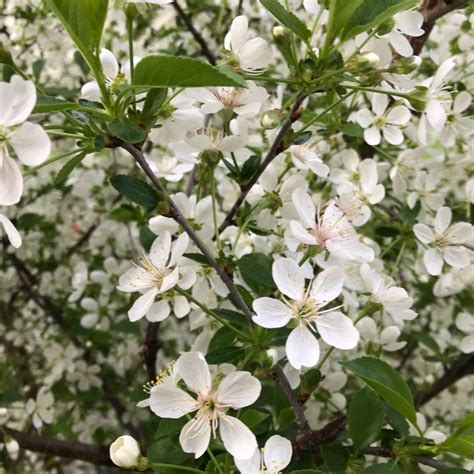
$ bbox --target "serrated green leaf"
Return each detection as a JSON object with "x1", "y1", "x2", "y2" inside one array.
[
  {"x1": 207, "y1": 326, "x2": 236, "y2": 353},
  {"x1": 362, "y1": 463, "x2": 402, "y2": 474},
  {"x1": 342, "y1": 0, "x2": 418, "y2": 41},
  {"x1": 237, "y1": 253, "x2": 276, "y2": 296},
  {"x1": 343, "y1": 356, "x2": 417, "y2": 425},
  {"x1": 206, "y1": 345, "x2": 245, "y2": 364},
  {"x1": 108, "y1": 119, "x2": 146, "y2": 144},
  {"x1": 54, "y1": 153, "x2": 87, "y2": 185},
  {"x1": 133, "y1": 55, "x2": 246, "y2": 88},
  {"x1": 260, "y1": 0, "x2": 311, "y2": 40},
  {"x1": 320, "y1": 443, "x2": 348, "y2": 473},
  {"x1": 349, "y1": 386, "x2": 385, "y2": 450},
  {"x1": 110, "y1": 175, "x2": 160, "y2": 208}
]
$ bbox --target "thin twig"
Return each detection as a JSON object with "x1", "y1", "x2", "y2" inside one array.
[
  {"x1": 172, "y1": 1, "x2": 217, "y2": 65},
  {"x1": 218, "y1": 94, "x2": 306, "y2": 232},
  {"x1": 121, "y1": 143, "x2": 254, "y2": 323},
  {"x1": 274, "y1": 365, "x2": 311, "y2": 433}
]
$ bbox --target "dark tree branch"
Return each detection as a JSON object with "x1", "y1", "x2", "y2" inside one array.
[
  {"x1": 141, "y1": 322, "x2": 161, "y2": 380},
  {"x1": 274, "y1": 365, "x2": 311, "y2": 433},
  {"x1": 172, "y1": 1, "x2": 217, "y2": 65},
  {"x1": 0, "y1": 427, "x2": 113, "y2": 467},
  {"x1": 415, "y1": 353, "x2": 474, "y2": 407},
  {"x1": 364, "y1": 447, "x2": 455, "y2": 471},
  {"x1": 410, "y1": 0, "x2": 469, "y2": 55},
  {"x1": 293, "y1": 416, "x2": 347, "y2": 458},
  {"x1": 121, "y1": 142, "x2": 254, "y2": 323},
  {"x1": 218, "y1": 94, "x2": 306, "y2": 233}
]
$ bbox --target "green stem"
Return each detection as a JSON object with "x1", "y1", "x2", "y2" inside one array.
[
  {"x1": 210, "y1": 172, "x2": 222, "y2": 253},
  {"x1": 321, "y1": 0, "x2": 337, "y2": 59},
  {"x1": 150, "y1": 463, "x2": 205, "y2": 473},
  {"x1": 298, "y1": 92, "x2": 354, "y2": 134},
  {"x1": 343, "y1": 84, "x2": 413, "y2": 100},
  {"x1": 175, "y1": 286, "x2": 247, "y2": 338},
  {"x1": 23, "y1": 149, "x2": 87, "y2": 176},
  {"x1": 207, "y1": 447, "x2": 224, "y2": 474}
]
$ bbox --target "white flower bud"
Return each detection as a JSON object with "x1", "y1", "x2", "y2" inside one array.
[
  {"x1": 362, "y1": 52, "x2": 380, "y2": 67},
  {"x1": 6, "y1": 438, "x2": 19, "y2": 459},
  {"x1": 110, "y1": 435, "x2": 141, "y2": 468}
]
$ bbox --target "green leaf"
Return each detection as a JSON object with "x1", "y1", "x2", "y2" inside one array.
[
  {"x1": 240, "y1": 408, "x2": 270, "y2": 430},
  {"x1": 320, "y1": 443, "x2": 348, "y2": 473},
  {"x1": 108, "y1": 205, "x2": 138, "y2": 222},
  {"x1": 133, "y1": 55, "x2": 246, "y2": 88},
  {"x1": 342, "y1": 357, "x2": 417, "y2": 426},
  {"x1": 326, "y1": 0, "x2": 364, "y2": 47},
  {"x1": 206, "y1": 346, "x2": 245, "y2": 364},
  {"x1": 212, "y1": 309, "x2": 248, "y2": 329},
  {"x1": 260, "y1": 0, "x2": 311, "y2": 40},
  {"x1": 301, "y1": 368, "x2": 323, "y2": 393},
  {"x1": 110, "y1": 175, "x2": 160, "y2": 208},
  {"x1": 362, "y1": 463, "x2": 402, "y2": 474},
  {"x1": 385, "y1": 404, "x2": 409, "y2": 438},
  {"x1": 155, "y1": 418, "x2": 186, "y2": 439},
  {"x1": 54, "y1": 153, "x2": 87, "y2": 185},
  {"x1": 290, "y1": 471, "x2": 324, "y2": 474},
  {"x1": 139, "y1": 226, "x2": 156, "y2": 252},
  {"x1": 33, "y1": 95, "x2": 80, "y2": 114},
  {"x1": 237, "y1": 253, "x2": 276, "y2": 296},
  {"x1": 340, "y1": 123, "x2": 364, "y2": 138},
  {"x1": 141, "y1": 88, "x2": 168, "y2": 125},
  {"x1": 207, "y1": 326, "x2": 236, "y2": 353},
  {"x1": 349, "y1": 386, "x2": 385, "y2": 451},
  {"x1": 108, "y1": 119, "x2": 146, "y2": 144},
  {"x1": 440, "y1": 412, "x2": 474, "y2": 460},
  {"x1": 47, "y1": 0, "x2": 108, "y2": 70},
  {"x1": 183, "y1": 252, "x2": 209, "y2": 266},
  {"x1": 342, "y1": 0, "x2": 418, "y2": 41}
]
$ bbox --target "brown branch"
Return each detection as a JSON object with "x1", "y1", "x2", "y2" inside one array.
[
  {"x1": 141, "y1": 322, "x2": 161, "y2": 380},
  {"x1": 1, "y1": 427, "x2": 113, "y2": 467},
  {"x1": 410, "y1": 0, "x2": 469, "y2": 55},
  {"x1": 364, "y1": 447, "x2": 454, "y2": 471},
  {"x1": 274, "y1": 365, "x2": 311, "y2": 433},
  {"x1": 218, "y1": 94, "x2": 307, "y2": 233},
  {"x1": 293, "y1": 416, "x2": 347, "y2": 458},
  {"x1": 172, "y1": 1, "x2": 216, "y2": 65},
  {"x1": 415, "y1": 353, "x2": 474, "y2": 407},
  {"x1": 121, "y1": 142, "x2": 254, "y2": 324}
]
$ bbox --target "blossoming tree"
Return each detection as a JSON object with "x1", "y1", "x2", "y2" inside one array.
[{"x1": 0, "y1": 0, "x2": 473, "y2": 472}]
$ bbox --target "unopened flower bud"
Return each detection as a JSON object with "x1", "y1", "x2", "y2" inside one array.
[
  {"x1": 261, "y1": 109, "x2": 282, "y2": 129},
  {"x1": 361, "y1": 52, "x2": 380, "y2": 67},
  {"x1": 110, "y1": 435, "x2": 142, "y2": 469},
  {"x1": 5, "y1": 437, "x2": 19, "y2": 459},
  {"x1": 266, "y1": 348, "x2": 279, "y2": 366},
  {"x1": 272, "y1": 26, "x2": 286, "y2": 38},
  {"x1": 376, "y1": 19, "x2": 395, "y2": 36}
]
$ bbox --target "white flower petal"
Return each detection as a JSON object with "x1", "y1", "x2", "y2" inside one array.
[
  {"x1": 316, "y1": 311, "x2": 359, "y2": 350},
  {"x1": 252, "y1": 297, "x2": 292, "y2": 328},
  {"x1": 0, "y1": 213, "x2": 22, "y2": 248},
  {"x1": 0, "y1": 75, "x2": 36, "y2": 126},
  {"x1": 10, "y1": 122, "x2": 51, "y2": 165},
  {"x1": 310, "y1": 266, "x2": 345, "y2": 307},
  {"x1": 263, "y1": 435, "x2": 292, "y2": 472},
  {"x1": 100, "y1": 48, "x2": 119, "y2": 79},
  {"x1": 128, "y1": 287, "x2": 158, "y2": 322},
  {"x1": 176, "y1": 351, "x2": 212, "y2": 395},
  {"x1": 286, "y1": 325, "x2": 320, "y2": 370},
  {"x1": 413, "y1": 223, "x2": 435, "y2": 244},
  {"x1": 216, "y1": 371, "x2": 261, "y2": 409},
  {"x1": 0, "y1": 152, "x2": 23, "y2": 205},
  {"x1": 272, "y1": 258, "x2": 305, "y2": 300},
  {"x1": 219, "y1": 414, "x2": 258, "y2": 459},
  {"x1": 179, "y1": 415, "x2": 211, "y2": 458},
  {"x1": 146, "y1": 299, "x2": 171, "y2": 322},
  {"x1": 234, "y1": 447, "x2": 261, "y2": 474},
  {"x1": 292, "y1": 188, "x2": 316, "y2": 229},
  {"x1": 424, "y1": 248, "x2": 444, "y2": 275},
  {"x1": 149, "y1": 384, "x2": 198, "y2": 418}
]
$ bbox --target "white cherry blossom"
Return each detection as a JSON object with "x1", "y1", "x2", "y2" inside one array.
[
  {"x1": 290, "y1": 189, "x2": 374, "y2": 263},
  {"x1": 118, "y1": 232, "x2": 192, "y2": 321},
  {"x1": 414, "y1": 207, "x2": 472, "y2": 276},
  {"x1": 149, "y1": 352, "x2": 260, "y2": 459},
  {"x1": 253, "y1": 258, "x2": 359, "y2": 370},
  {"x1": 357, "y1": 93, "x2": 411, "y2": 145},
  {"x1": 224, "y1": 16, "x2": 272, "y2": 72},
  {"x1": 0, "y1": 75, "x2": 51, "y2": 205}
]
